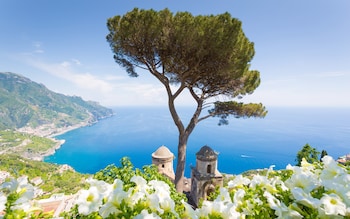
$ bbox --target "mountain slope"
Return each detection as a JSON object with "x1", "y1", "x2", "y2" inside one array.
[{"x1": 0, "y1": 72, "x2": 113, "y2": 133}]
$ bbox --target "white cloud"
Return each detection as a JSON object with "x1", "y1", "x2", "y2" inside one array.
[
  {"x1": 72, "y1": 59, "x2": 81, "y2": 65},
  {"x1": 317, "y1": 71, "x2": 347, "y2": 78},
  {"x1": 26, "y1": 58, "x2": 114, "y2": 93},
  {"x1": 60, "y1": 61, "x2": 71, "y2": 67},
  {"x1": 34, "y1": 49, "x2": 44, "y2": 54},
  {"x1": 243, "y1": 71, "x2": 350, "y2": 107},
  {"x1": 21, "y1": 56, "x2": 176, "y2": 106},
  {"x1": 32, "y1": 41, "x2": 44, "y2": 54},
  {"x1": 15, "y1": 49, "x2": 350, "y2": 108}
]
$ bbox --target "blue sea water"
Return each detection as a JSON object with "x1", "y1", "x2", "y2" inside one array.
[{"x1": 45, "y1": 107, "x2": 350, "y2": 177}]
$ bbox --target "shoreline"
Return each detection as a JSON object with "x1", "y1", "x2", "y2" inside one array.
[
  {"x1": 17, "y1": 121, "x2": 93, "y2": 162},
  {"x1": 40, "y1": 121, "x2": 92, "y2": 161},
  {"x1": 40, "y1": 115, "x2": 114, "y2": 161},
  {"x1": 37, "y1": 139, "x2": 66, "y2": 161}
]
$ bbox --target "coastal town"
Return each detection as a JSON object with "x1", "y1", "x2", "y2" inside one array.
[{"x1": 0, "y1": 120, "x2": 92, "y2": 161}]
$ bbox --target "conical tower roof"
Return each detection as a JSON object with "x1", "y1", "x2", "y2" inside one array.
[
  {"x1": 196, "y1": 145, "x2": 218, "y2": 161},
  {"x1": 152, "y1": 145, "x2": 174, "y2": 159}
]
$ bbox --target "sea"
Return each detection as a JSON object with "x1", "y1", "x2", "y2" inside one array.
[{"x1": 44, "y1": 107, "x2": 350, "y2": 177}]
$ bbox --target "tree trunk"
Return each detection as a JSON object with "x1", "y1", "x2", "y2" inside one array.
[
  {"x1": 174, "y1": 132, "x2": 189, "y2": 193},
  {"x1": 165, "y1": 84, "x2": 202, "y2": 193}
]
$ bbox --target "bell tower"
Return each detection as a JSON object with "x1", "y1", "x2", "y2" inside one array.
[
  {"x1": 152, "y1": 145, "x2": 175, "y2": 181},
  {"x1": 191, "y1": 145, "x2": 223, "y2": 207}
]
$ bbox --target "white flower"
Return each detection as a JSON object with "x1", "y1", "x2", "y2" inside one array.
[
  {"x1": 199, "y1": 200, "x2": 239, "y2": 219},
  {"x1": 232, "y1": 188, "x2": 245, "y2": 206},
  {"x1": 320, "y1": 156, "x2": 346, "y2": 181},
  {"x1": 134, "y1": 209, "x2": 162, "y2": 219},
  {"x1": 287, "y1": 160, "x2": 315, "y2": 176},
  {"x1": 75, "y1": 186, "x2": 102, "y2": 215},
  {"x1": 86, "y1": 178, "x2": 112, "y2": 197},
  {"x1": 128, "y1": 189, "x2": 146, "y2": 206},
  {"x1": 227, "y1": 175, "x2": 250, "y2": 189},
  {"x1": 338, "y1": 174, "x2": 350, "y2": 187},
  {"x1": 264, "y1": 191, "x2": 302, "y2": 219},
  {"x1": 250, "y1": 174, "x2": 278, "y2": 193},
  {"x1": 159, "y1": 196, "x2": 176, "y2": 214},
  {"x1": 339, "y1": 190, "x2": 350, "y2": 207},
  {"x1": 241, "y1": 195, "x2": 263, "y2": 216},
  {"x1": 181, "y1": 199, "x2": 198, "y2": 219},
  {"x1": 225, "y1": 204, "x2": 242, "y2": 219},
  {"x1": 147, "y1": 193, "x2": 164, "y2": 214},
  {"x1": 285, "y1": 171, "x2": 319, "y2": 193},
  {"x1": 148, "y1": 180, "x2": 170, "y2": 195},
  {"x1": 211, "y1": 201, "x2": 232, "y2": 219},
  {"x1": 131, "y1": 175, "x2": 149, "y2": 194},
  {"x1": 320, "y1": 193, "x2": 346, "y2": 216},
  {"x1": 112, "y1": 178, "x2": 124, "y2": 190},
  {"x1": 300, "y1": 158, "x2": 316, "y2": 172},
  {"x1": 1, "y1": 176, "x2": 33, "y2": 195},
  {"x1": 148, "y1": 180, "x2": 172, "y2": 209},
  {"x1": 1, "y1": 176, "x2": 35, "y2": 212},
  {"x1": 99, "y1": 179, "x2": 129, "y2": 218},
  {"x1": 196, "y1": 200, "x2": 212, "y2": 217},
  {"x1": 215, "y1": 187, "x2": 231, "y2": 203},
  {"x1": 1, "y1": 178, "x2": 19, "y2": 193},
  {"x1": 291, "y1": 187, "x2": 320, "y2": 209},
  {"x1": 99, "y1": 188, "x2": 127, "y2": 218},
  {"x1": 0, "y1": 192, "x2": 6, "y2": 212}
]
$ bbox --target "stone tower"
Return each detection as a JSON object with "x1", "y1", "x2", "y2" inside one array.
[
  {"x1": 191, "y1": 145, "x2": 223, "y2": 207},
  {"x1": 152, "y1": 145, "x2": 175, "y2": 180}
]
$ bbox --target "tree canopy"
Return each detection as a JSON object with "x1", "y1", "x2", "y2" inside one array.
[
  {"x1": 296, "y1": 143, "x2": 321, "y2": 166},
  {"x1": 107, "y1": 8, "x2": 267, "y2": 192}
]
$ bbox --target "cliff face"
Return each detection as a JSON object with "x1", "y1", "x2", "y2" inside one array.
[{"x1": 0, "y1": 72, "x2": 113, "y2": 133}]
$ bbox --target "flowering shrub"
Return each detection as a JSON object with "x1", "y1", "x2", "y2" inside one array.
[
  {"x1": 1, "y1": 156, "x2": 350, "y2": 218},
  {"x1": 197, "y1": 156, "x2": 350, "y2": 219},
  {"x1": 0, "y1": 176, "x2": 53, "y2": 218}
]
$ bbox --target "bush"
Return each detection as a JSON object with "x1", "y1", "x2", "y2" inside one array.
[{"x1": 2, "y1": 156, "x2": 350, "y2": 218}]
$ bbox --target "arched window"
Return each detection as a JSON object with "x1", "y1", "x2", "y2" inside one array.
[
  {"x1": 205, "y1": 184, "x2": 216, "y2": 200},
  {"x1": 207, "y1": 164, "x2": 211, "y2": 173},
  {"x1": 162, "y1": 164, "x2": 165, "y2": 168}
]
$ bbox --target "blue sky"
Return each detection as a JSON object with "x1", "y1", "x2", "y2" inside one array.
[{"x1": 1, "y1": 0, "x2": 349, "y2": 107}]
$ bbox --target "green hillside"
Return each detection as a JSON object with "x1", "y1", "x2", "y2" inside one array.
[
  {"x1": 0, "y1": 72, "x2": 113, "y2": 131},
  {"x1": 0, "y1": 130, "x2": 59, "y2": 160},
  {"x1": 0, "y1": 154, "x2": 89, "y2": 198}
]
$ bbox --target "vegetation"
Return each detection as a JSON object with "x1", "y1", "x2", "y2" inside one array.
[
  {"x1": 93, "y1": 157, "x2": 186, "y2": 208},
  {"x1": 296, "y1": 143, "x2": 322, "y2": 166},
  {"x1": 3, "y1": 155, "x2": 350, "y2": 218},
  {"x1": 320, "y1": 149, "x2": 328, "y2": 161},
  {"x1": 107, "y1": 8, "x2": 267, "y2": 192},
  {"x1": 0, "y1": 154, "x2": 88, "y2": 198},
  {"x1": 0, "y1": 130, "x2": 58, "y2": 158},
  {"x1": 0, "y1": 72, "x2": 113, "y2": 131},
  {"x1": 63, "y1": 157, "x2": 187, "y2": 218}
]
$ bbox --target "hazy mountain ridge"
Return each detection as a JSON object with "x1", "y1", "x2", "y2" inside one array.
[{"x1": 0, "y1": 72, "x2": 113, "y2": 133}]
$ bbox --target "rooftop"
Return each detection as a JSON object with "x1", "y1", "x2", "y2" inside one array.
[
  {"x1": 196, "y1": 145, "x2": 218, "y2": 161},
  {"x1": 152, "y1": 145, "x2": 174, "y2": 159}
]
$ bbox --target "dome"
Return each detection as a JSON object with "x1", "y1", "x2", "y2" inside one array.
[
  {"x1": 196, "y1": 145, "x2": 218, "y2": 161},
  {"x1": 152, "y1": 145, "x2": 174, "y2": 159}
]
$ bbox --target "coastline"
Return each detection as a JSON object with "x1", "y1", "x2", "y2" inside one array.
[
  {"x1": 41, "y1": 121, "x2": 92, "y2": 161},
  {"x1": 41, "y1": 114, "x2": 115, "y2": 161},
  {"x1": 16, "y1": 121, "x2": 92, "y2": 161},
  {"x1": 37, "y1": 139, "x2": 66, "y2": 161}
]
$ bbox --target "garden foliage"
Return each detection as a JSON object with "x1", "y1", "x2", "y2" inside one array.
[{"x1": 1, "y1": 156, "x2": 350, "y2": 218}]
